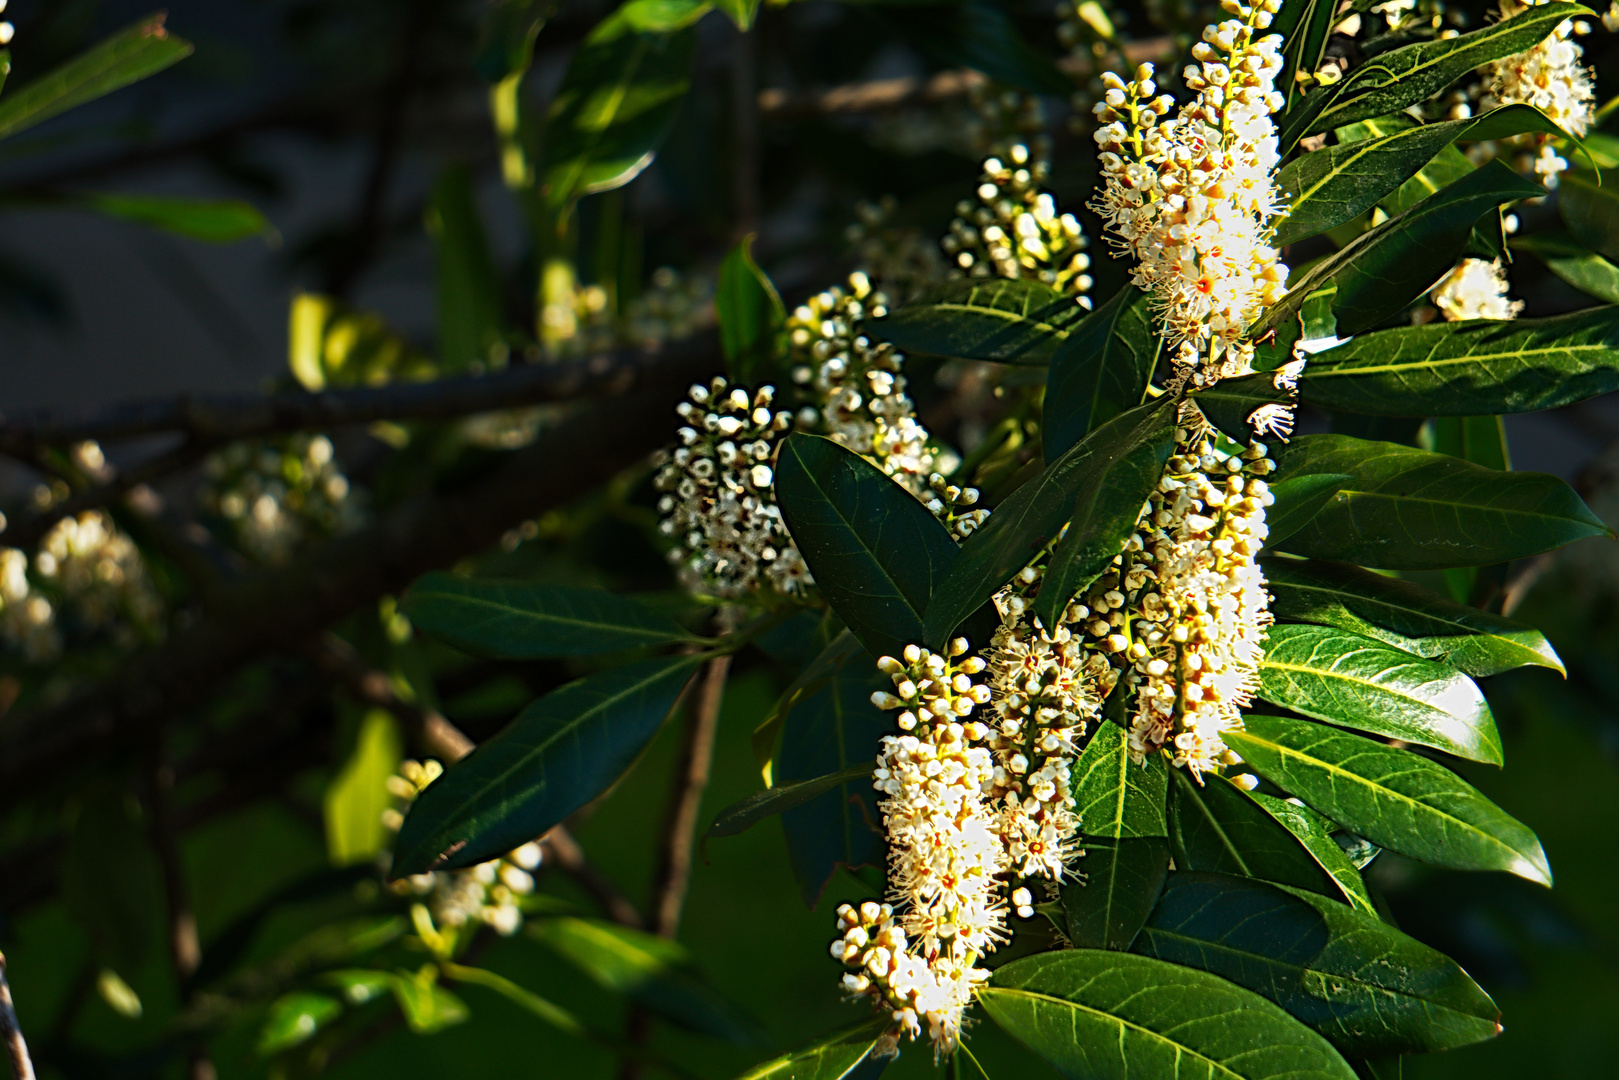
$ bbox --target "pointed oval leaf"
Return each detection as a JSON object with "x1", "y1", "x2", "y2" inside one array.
[
  {"x1": 1042, "y1": 284, "x2": 1160, "y2": 462},
  {"x1": 718, "y1": 234, "x2": 787, "y2": 387},
  {"x1": 1258, "y1": 624, "x2": 1502, "y2": 765},
  {"x1": 1226, "y1": 714, "x2": 1552, "y2": 885},
  {"x1": 1265, "y1": 474, "x2": 1352, "y2": 549},
  {"x1": 924, "y1": 397, "x2": 1176, "y2": 646},
  {"x1": 1061, "y1": 835, "x2": 1171, "y2": 951},
  {"x1": 980, "y1": 950, "x2": 1358, "y2": 1080},
  {"x1": 1275, "y1": 0, "x2": 1341, "y2": 111},
  {"x1": 706, "y1": 762, "x2": 875, "y2": 841},
  {"x1": 1135, "y1": 872, "x2": 1501, "y2": 1055},
  {"x1": 402, "y1": 572, "x2": 696, "y2": 659},
  {"x1": 1273, "y1": 435, "x2": 1609, "y2": 569},
  {"x1": 775, "y1": 433, "x2": 959, "y2": 660},
  {"x1": 867, "y1": 279, "x2": 1088, "y2": 365},
  {"x1": 1299, "y1": 306, "x2": 1619, "y2": 417},
  {"x1": 1265, "y1": 557, "x2": 1562, "y2": 677},
  {"x1": 542, "y1": 16, "x2": 696, "y2": 208},
  {"x1": 1517, "y1": 231, "x2": 1619, "y2": 303},
  {"x1": 1247, "y1": 791, "x2": 1379, "y2": 917},
  {"x1": 391, "y1": 654, "x2": 702, "y2": 874},
  {"x1": 1071, "y1": 718, "x2": 1168, "y2": 840},
  {"x1": 735, "y1": 1019, "x2": 892, "y2": 1080},
  {"x1": 1168, "y1": 769, "x2": 1347, "y2": 903}
]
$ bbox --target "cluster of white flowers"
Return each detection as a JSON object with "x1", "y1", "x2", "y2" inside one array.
[
  {"x1": 0, "y1": 511, "x2": 163, "y2": 663},
  {"x1": 539, "y1": 263, "x2": 714, "y2": 358},
  {"x1": 1433, "y1": 258, "x2": 1523, "y2": 321},
  {"x1": 202, "y1": 435, "x2": 365, "y2": 564},
  {"x1": 653, "y1": 378, "x2": 810, "y2": 602},
  {"x1": 835, "y1": 640, "x2": 1003, "y2": 1058},
  {"x1": 1091, "y1": 0, "x2": 1289, "y2": 384},
  {"x1": 1105, "y1": 420, "x2": 1276, "y2": 774},
  {"x1": 384, "y1": 759, "x2": 543, "y2": 938},
  {"x1": 943, "y1": 144, "x2": 1095, "y2": 300},
  {"x1": 1482, "y1": 0, "x2": 1597, "y2": 187}
]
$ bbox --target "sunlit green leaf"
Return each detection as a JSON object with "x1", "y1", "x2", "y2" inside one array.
[
  {"x1": 390, "y1": 970, "x2": 470, "y2": 1034},
  {"x1": 869, "y1": 278, "x2": 1088, "y2": 366},
  {"x1": 1071, "y1": 717, "x2": 1168, "y2": 840},
  {"x1": 324, "y1": 709, "x2": 403, "y2": 866},
  {"x1": 1248, "y1": 791, "x2": 1379, "y2": 916},
  {"x1": 735, "y1": 1019, "x2": 892, "y2": 1080},
  {"x1": 718, "y1": 233, "x2": 787, "y2": 386},
  {"x1": 258, "y1": 992, "x2": 343, "y2": 1054},
  {"x1": 1061, "y1": 835, "x2": 1170, "y2": 951}
]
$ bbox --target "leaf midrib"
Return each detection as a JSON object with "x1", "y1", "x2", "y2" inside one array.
[
  {"x1": 414, "y1": 589, "x2": 680, "y2": 643},
  {"x1": 1309, "y1": 339, "x2": 1614, "y2": 379},
  {"x1": 926, "y1": 300, "x2": 1076, "y2": 341}
]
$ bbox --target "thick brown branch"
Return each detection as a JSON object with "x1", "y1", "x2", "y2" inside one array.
[
  {"x1": 0, "y1": 343, "x2": 714, "y2": 800},
  {"x1": 0, "y1": 335, "x2": 714, "y2": 457},
  {"x1": 0, "y1": 952, "x2": 37, "y2": 1080}
]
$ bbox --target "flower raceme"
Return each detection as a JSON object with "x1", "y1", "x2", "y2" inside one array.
[
  {"x1": 1483, "y1": 0, "x2": 1597, "y2": 187},
  {"x1": 1434, "y1": 258, "x2": 1524, "y2": 322},
  {"x1": 1090, "y1": 0, "x2": 1289, "y2": 384}
]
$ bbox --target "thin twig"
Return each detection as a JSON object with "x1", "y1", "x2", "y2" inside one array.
[{"x1": 0, "y1": 951, "x2": 37, "y2": 1080}]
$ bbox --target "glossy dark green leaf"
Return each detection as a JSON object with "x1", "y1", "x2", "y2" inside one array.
[
  {"x1": 0, "y1": 14, "x2": 193, "y2": 141},
  {"x1": 1226, "y1": 715, "x2": 1552, "y2": 886},
  {"x1": 1072, "y1": 719, "x2": 1169, "y2": 840},
  {"x1": 980, "y1": 950, "x2": 1358, "y2": 1080},
  {"x1": 869, "y1": 278, "x2": 1088, "y2": 366},
  {"x1": 530, "y1": 916, "x2": 762, "y2": 1043},
  {"x1": 1248, "y1": 792, "x2": 1378, "y2": 916},
  {"x1": 1299, "y1": 306, "x2": 1619, "y2": 417},
  {"x1": 1265, "y1": 474, "x2": 1352, "y2": 549},
  {"x1": 1258, "y1": 624, "x2": 1501, "y2": 765},
  {"x1": 776, "y1": 665, "x2": 890, "y2": 906},
  {"x1": 402, "y1": 571, "x2": 695, "y2": 659},
  {"x1": 1296, "y1": 3, "x2": 1583, "y2": 136},
  {"x1": 429, "y1": 167, "x2": 504, "y2": 371},
  {"x1": 391, "y1": 654, "x2": 701, "y2": 874},
  {"x1": 1273, "y1": 435, "x2": 1609, "y2": 569},
  {"x1": 1557, "y1": 168, "x2": 1619, "y2": 260},
  {"x1": 1061, "y1": 836, "x2": 1170, "y2": 950},
  {"x1": 735, "y1": 1019, "x2": 892, "y2": 1080},
  {"x1": 1275, "y1": 0, "x2": 1340, "y2": 111},
  {"x1": 1042, "y1": 284, "x2": 1159, "y2": 462},
  {"x1": 775, "y1": 434, "x2": 960, "y2": 660},
  {"x1": 1135, "y1": 872, "x2": 1501, "y2": 1055},
  {"x1": 542, "y1": 13, "x2": 696, "y2": 209},
  {"x1": 1168, "y1": 770, "x2": 1344, "y2": 901},
  {"x1": 1254, "y1": 161, "x2": 1543, "y2": 339},
  {"x1": 924, "y1": 399, "x2": 1175, "y2": 647},
  {"x1": 1516, "y1": 231, "x2": 1619, "y2": 303},
  {"x1": 1034, "y1": 398, "x2": 1179, "y2": 629},
  {"x1": 718, "y1": 234, "x2": 787, "y2": 387},
  {"x1": 706, "y1": 763, "x2": 874, "y2": 840},
  {"x1": 1265, "y1": 557, "x2": 1562, "y2": 677}
]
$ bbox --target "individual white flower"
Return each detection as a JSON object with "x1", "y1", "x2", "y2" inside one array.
[
  {"x1": 1482, "y1": 0, "x2": 1597, "y2": 188},
  {"x1": 1433, "y1": 258, "x2": 1524, "y2": 322},
  {"x1": 1090, "y1": 0, "x2": 1290, "y2": 385},
  {"x1": 654, "y1": 377, "x2": 808, "y2": 603}
]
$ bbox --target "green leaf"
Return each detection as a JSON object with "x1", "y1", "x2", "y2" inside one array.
[
  {"x1": 1265, "y1": 557, "x2": 1563, "y2": 677},
  {"x1": 1135, "y1": 872, "x2": 1501, "y2": 1056},
  {"x1": 706, "y1": 763, "x2": 875, "y2": 840},
  {"x1": 390, "y1": 970, "x2": 470, "y2": 1034},
  {"x1": 1034, "y1": 398, "x2": 1179, "y2": 630},
  {"x1": 718, "y1": 234, "x2": 787, "y2": 386},
  {"x1": 402, "y1": 571, "x2": 694, "y2": 659},
  {"x1": 391, "y1": 654, "x2": 701, "y2": 874},
  {"x1": 868, "y1": 279, "x2": 1089, "y2": 366},
  {"x1": 1516, "y1": 231, "x2": 1619, "y2": 303},
  {"x1": 1190, "y1": 372, "x2": 1293, "y2": 443},
  {"x1": 542, "y1": 13, "x2": 696, "y2": 209},
  {"x1": 716, "y1": 0, "x2": 761, "y2": 30},
  {"x1": 1298, "y1": 307, "x2": 1619, "y2": 417},
  {"x1": 323, "y1": 709, "x2": 403, "y2": 866},
  {"x1": 0, "y1": 14, "x2": 194, "y2": 141},
  {"x1": 1272, "y1": 435, "x2": 1609, "y2": 569},
  {"x1": 1061, "y1": 835, "x2": 1170, "y2": 951},
  {"x1": 1258, "y1": 624, "x2": 1502, "y2": 765},
  {"x1": 529, "y1": 917, "x2": 762, "y2": 1043},
  {"x1": 438, "y1": 963, "x2": 586, "y2": 1036},
  {"x1": 1226, "y1": 714, "x2": 1552, "y2": 886},
  {"x1": 1071, "y1": 714, "x2": 1168, "y2": 840},
  {"x1": 1247, "y1": 792, "x2": 1379, "y2": 917},
  {"x1": 752, "y1": 628, "x2": 865, "y2": 775},
  {"x1": 1275, "y1": 0, "x2": 1340, "y2": 111},
  {"x1": 258, "y1": 992, "x2": 343, "y2": 1055},
  {"x1": 1264, "y1": 474, "x2": 1352, "y2": 549},
  {"x1": 1295, "y1": 3, "x2": 1586, "y2": 136},
  {"x1": 775, "y1": 433, "x2": 960, "y2": 661},
  {"x1": 1042, "y1": 284, "x2": 1160, "y2": 463},
  {"x1": 924, "y1": 398, "x2": 1176, "y2": 647},
  {"x1": 610, "y1": 0, "x2": 714, "y2": 33},
  {"x1": 980, "y1": 950, "x2": 1358, "y2": 1080},
  {"x1": 428, "y1": 166, "x2": 504, "y2": 370},
  {"x1": 1168, "y1": 770, "x2": 1345, "y2": 901},
  {"x1": 475, "y1": 0, "x2": 556, "y2": 82},
  {"x1": 1557, "y1": 168, "x2": 1619, "y2": 260},
  {"x1": 775, "y1": 664, "x2": 891, "y2": 906},
  {"x1": 82, "y1": 193, "x2": 268, "y2": 243},
  {"x1": 1255, "y1": 160, "x2": 1544, "y2": 339},
  {"x1": 734, "y1": 1019, "x2": 892, "y2": 1080}
]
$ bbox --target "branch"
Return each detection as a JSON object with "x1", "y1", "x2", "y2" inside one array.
[
  {"x1": 0, "y1": 952, "x2": 37, "y2": 1080},
  {"x1": 0, "y1": 342, "x2": 716, "y2": 801}
]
